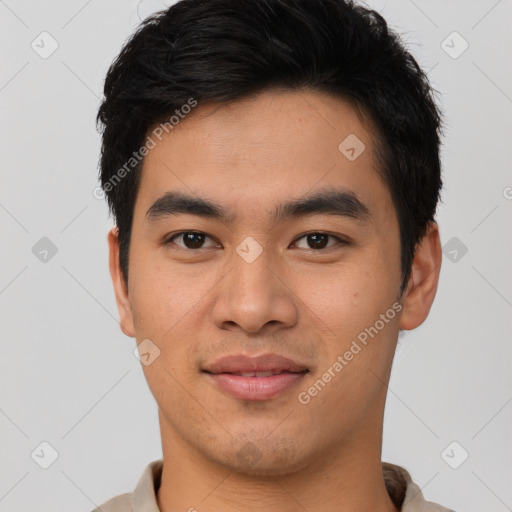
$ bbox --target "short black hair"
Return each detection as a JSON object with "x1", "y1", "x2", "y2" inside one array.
[{"x1": 97, "y1": 0, "x2": 442, "y2": 296}]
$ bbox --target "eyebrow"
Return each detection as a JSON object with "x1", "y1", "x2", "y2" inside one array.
[{"x1": 145, "y1": 188, "x2": 370, "y2": 225}]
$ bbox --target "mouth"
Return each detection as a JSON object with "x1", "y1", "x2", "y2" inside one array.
[
  {"x1": 212, "y1": 370, "x2": 306, "y2": 377},
  {"x1": 202, "y1": 353, "x2": 310, "y2": 401}
]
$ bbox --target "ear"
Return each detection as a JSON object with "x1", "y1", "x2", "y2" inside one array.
[
  {"x1": 399, "y1": 222, "x2": 442, "y2": 331},
  {"x1": 107, "y1": 226, "x2": 135, "y2": 338}
]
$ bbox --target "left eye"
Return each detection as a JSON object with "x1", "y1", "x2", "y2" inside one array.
[
  {"x1": 293, "y1": 233, "x2": 344, "y2": 250},
  {"x1": 165, "y1": 232, "x2": 220, "y2": 250}
]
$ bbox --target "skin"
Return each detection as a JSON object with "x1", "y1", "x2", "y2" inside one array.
[{"x1": 108, "y1": 89, "x2": 442, "y2": 512}]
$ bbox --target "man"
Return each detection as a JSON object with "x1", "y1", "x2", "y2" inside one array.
[{"x1": 94, "y1": 0, "x2": 453, "y2": 510}]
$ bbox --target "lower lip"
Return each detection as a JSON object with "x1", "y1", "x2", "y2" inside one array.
[{"x1": 205, "y1": 372, "x2": 307, "y2": 401}]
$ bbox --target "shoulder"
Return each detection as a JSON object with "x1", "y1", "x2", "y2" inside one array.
[
  {"x1": 88, "y1": 459, "x2": 163, "y2": 512},
  {"x1": 403, "y1": 480, "x2": 456, "y2": 512},
  {"x1": 91, "y1": 492, "x2": 133, "y2": 512},
  {"x1": 383, "y1": 462, "x2": 456, "y2": 512}
]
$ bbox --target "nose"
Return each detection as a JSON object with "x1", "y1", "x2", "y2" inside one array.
[{"x1": 212, "y1": 249, "x2": 299, "y2": 335}]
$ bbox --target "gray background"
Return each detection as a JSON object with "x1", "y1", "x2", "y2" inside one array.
[{"x1": 1, "y1": 0, "x2": 511, "y2": 510}]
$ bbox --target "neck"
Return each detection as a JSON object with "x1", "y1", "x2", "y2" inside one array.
[{"x1": 156, "y1": 405, "x2": 399, "y2": 512}]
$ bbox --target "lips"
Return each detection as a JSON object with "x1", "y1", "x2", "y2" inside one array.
[
  {"x1": 202, "y1": 353, "x2": 308, "y2": 375},
  {"x1": 229, "y1": 370, "x2": 291, "y2": 377},
  {"x1": 202, "y1": 354, "x2": 309, "y2": 401}
]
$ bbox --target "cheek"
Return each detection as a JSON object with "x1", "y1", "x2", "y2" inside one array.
[
  {"x1": 294, "y1": 260, "x2": 401, "y2": 379},
  {"x1": 131, "y1": 263, "x2": 204, "y2": 393},
  {"x1": 300, "y1": 270, "x2": 400, "y2": 408},
  {"x1": 299, "y1": 265, "x2": 389, "y2": 333},
  {"x1": 129, "y1": 250, "x2": 207, "y2": 335}
]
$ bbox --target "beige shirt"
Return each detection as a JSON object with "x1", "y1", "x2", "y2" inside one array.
[{"x1": 92, "y1": 460, "x2": 454, "y2": 512}]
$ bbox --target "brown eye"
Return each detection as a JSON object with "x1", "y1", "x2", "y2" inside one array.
[
  {"x1": 293, "y1": 233, "x2": 345, "y2": 250},
  {"x1": 166, "y1": 232, "x2": 219, "y2": 250},
  {"x1": 306, "y1": 233, "x2": 328, "y2": 249}
]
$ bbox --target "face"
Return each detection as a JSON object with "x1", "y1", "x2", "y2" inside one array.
[{"x1": 109, "y1": 89, "x2": 440, "y2": 476}]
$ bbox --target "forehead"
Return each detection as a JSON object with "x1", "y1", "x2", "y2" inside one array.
[{"x1": 133, "y1": 89, "x2": 393, "y2": 224}]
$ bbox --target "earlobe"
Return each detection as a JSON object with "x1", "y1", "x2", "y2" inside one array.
[
  {"x1": 399, "y1": 222, "x2": 442, "y2": 331},
  {"x1": 107, "y1": 227, "x2": 136, "y2": 338}
]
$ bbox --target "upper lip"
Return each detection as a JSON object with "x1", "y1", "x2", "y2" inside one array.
[{"x1": 202, "y1": 353, "x2": 309, "y2": 374}]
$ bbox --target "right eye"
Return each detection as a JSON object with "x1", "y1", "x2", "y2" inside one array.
[{"x1": 163, "y1": 231, "x2": 221, "y2": 250}]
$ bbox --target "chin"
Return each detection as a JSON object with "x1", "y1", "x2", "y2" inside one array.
[{"x1": 210, "y1": 437, "x2": 311, "y2": 477}]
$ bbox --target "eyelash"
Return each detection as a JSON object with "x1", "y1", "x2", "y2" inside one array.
[{"x1": 162, "y1": 231, "x2": 349, "y2": 252}]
